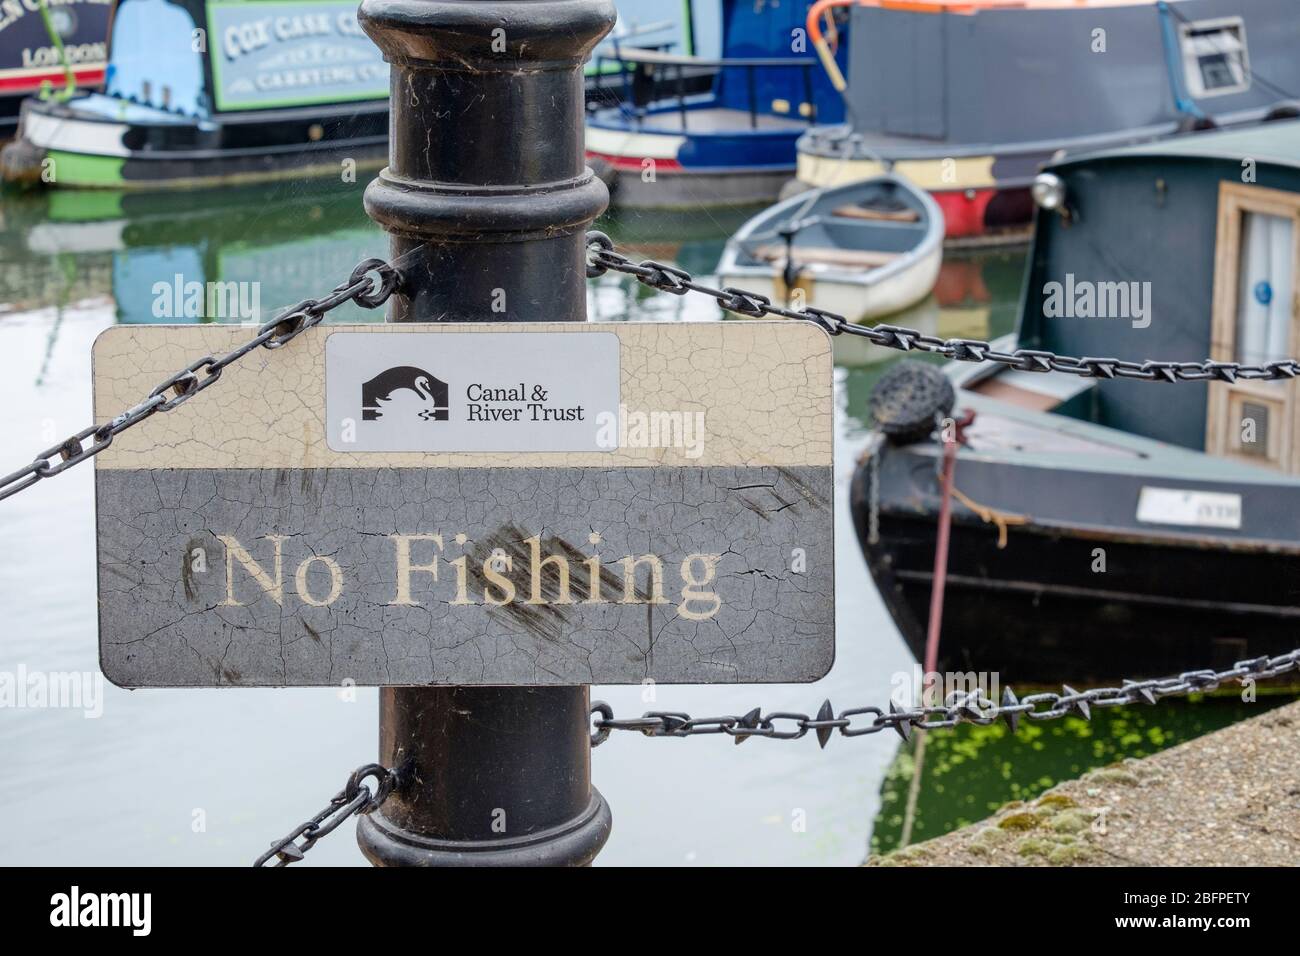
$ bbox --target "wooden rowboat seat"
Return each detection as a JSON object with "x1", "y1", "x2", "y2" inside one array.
[
  {"x1": 831, "y1": 203, "x2": 920, "y2": 223},
  {"x1": 752, "y1": 244, "x2": 901, "y2": 269}
]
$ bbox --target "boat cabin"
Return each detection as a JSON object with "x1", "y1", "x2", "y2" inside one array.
[
  {"x1": 586, "y1": 0, "x2": 848, "y2": 208},
  {"x1": 2, "y1": 0, "x2": 391, "y2": 187},
  {"x1": 0, "y1": 0, "x2": 112, "y2": 137},
  {"x1": 965, "y1": 119, "x2": 1300, "y2": 472},
  {"x1": 798, "y1": 0, "x2": 1300, "y2": 238},
  {"x1": 101, "y1": 0, "x2": 386, "y2": 121}
]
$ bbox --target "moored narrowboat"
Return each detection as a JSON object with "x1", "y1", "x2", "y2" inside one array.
[
  {"x1": 1, "y1": 0, "x2": 389, "y2": 188},
  {"x1": 799, "y1": 0, "x2": 1300, "y2": 242},
  {"x1": 586, "y1": 0, "x2": 847, "y2": 209},
  {"x1": 853, "y1": 121, "x2": 1300, "y2": 683},
  {"x1": 1, "y1": 0, "x2": 111, "y2": 141},
  {"x1": 1, "y1": 0, "x2": 715, "y2": 189}
]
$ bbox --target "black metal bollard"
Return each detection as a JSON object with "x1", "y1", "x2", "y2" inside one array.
[{"x1": 355, "y1": 0, "x2": 616, "y2": 866}]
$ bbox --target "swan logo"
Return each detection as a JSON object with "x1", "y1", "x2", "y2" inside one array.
[{"x1": 361, "y1": 366, "x2": 449, "y2": 422}]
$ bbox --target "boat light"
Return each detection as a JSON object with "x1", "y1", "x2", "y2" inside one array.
[{"x1": 1032, "y1": 172, "x2": 1067, "y2": 212}]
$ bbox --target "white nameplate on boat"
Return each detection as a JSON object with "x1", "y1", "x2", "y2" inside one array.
[
  {"x1": 325, "y1": 331, "x2": 620, "y2": 452},
  {"x1": 1136, "y1": 487, "x2": 1242, "y2": 530}
]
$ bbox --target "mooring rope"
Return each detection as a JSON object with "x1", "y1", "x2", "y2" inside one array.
[{"x1": 950, "y1": 485, "x2": 1031, "y2": 550}]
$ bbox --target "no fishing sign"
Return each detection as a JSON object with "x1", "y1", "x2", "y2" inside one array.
[{"x1": 91, "y1": 322, "x2": 834, "y2": 687}]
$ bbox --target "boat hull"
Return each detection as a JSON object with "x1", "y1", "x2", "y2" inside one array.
[
  {"x1": 1, "y1": 97, "x2": 387, "y2": 189},
  {"x1": 585, "y1": 111, "x2": 810, "y2": 209},
  {"x1": 794, "y1": 149, "x2": 1040, "y2": 242},
  {"x1": 587, "y1": 153, "x2": 795, "y2": 209},
  {"x1": 852, "y1": 441, "x2": 1300, "y2": 686},
  {"x1": 1, "y1": 66, "x2": 107, "y2": 143}
]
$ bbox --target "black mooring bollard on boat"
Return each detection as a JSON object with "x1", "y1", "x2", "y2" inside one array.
[{"x1": 355, "y1": 0, "x2": 617, "y2": 866}]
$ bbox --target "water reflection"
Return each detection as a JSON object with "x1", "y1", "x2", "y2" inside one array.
[{"x1": 4, "y1": 181, "x2": 386, "y2": 325}]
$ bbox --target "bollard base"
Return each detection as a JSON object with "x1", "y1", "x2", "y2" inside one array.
[{"x1": 357, "y1": 790, "x2": 612, "y2": 867}]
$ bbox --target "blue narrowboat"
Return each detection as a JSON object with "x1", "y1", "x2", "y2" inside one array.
[{"x1": 586, "y1": 0, "x2": 847, "y2": 209}]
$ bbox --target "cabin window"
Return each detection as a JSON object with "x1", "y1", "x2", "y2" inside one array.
[
  {"x1": 1208, "y1": 183, "x2": 1300, "y2": 472},
  {"x1": 1179, "y1": 18, "x2": 1250, "y2": 99},
  {"x1": 1234, "y1": 212, "x2": 1294, "y2": 366}
]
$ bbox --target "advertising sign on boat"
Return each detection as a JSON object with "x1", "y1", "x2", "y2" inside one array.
[
  {"x1": 0, "y1": 0, "x2": 111, "y2": 94},
  {"x1": 206, "y1": 0, "x2": 388, "y2": 111},
  {"x1": 91, "y1": 322, "x2": 835, "y2": 688}
]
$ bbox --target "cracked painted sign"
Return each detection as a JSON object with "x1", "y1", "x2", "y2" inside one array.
[{"x1": 92, "y1": 322, "x2": 834, "y2": 687}]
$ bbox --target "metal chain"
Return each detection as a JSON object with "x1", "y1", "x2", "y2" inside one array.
[
  {"x1": 267, "y1": 657, "x2": 1299, "y2": 866},
  {"x1": 585, "y1": 231, "x2": 1300, "y2": 384},
  {"x1": 590, "y1": 647, "x2": 1300, "y2": 747},
  {"x1": 583, "y1": 239, "x2": 1300, "y2": 731},
  {"x1": 253, "y1": 763, "x2": 399, "y2": 867},
  {"x1": 0, "y1": 258, "x2": 402, "y2": 504},
  {"x1": 268, "y1": 649, "x2": 1300, "y2": 865}
]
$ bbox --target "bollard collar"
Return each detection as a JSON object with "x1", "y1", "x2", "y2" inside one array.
[{"x1": 359, "y1": 0, "x2": 618, "y2": 70}]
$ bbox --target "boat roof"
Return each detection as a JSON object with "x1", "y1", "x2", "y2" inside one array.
[
  {"x1": 952, "y1": 389, "x2": 1300, "y2": 487},
  {"x1": 1050, "y1": 119, "x2": 1300, "y2": 172},
  {"x1": 842, "y1": 0, "x2": 1179, "y2": 13}
]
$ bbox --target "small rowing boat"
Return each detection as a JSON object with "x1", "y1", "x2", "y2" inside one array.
[{"x1": 717, "y1": 173, "x2": 943, "y2": 322}]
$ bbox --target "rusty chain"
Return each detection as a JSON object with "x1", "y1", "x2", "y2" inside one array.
[
  {"x1": 254, "y1": 763, "x2": 399, "y2": 867},
  {"x1": 0, "y1": 258, "x2": 401, "y2": 504},
  {"x1": 590, "y1": 647, "x2": 1300, "y2": 747},
  {"x1": 585, "y1": 231, "x2": 1300, "y2": 384}
]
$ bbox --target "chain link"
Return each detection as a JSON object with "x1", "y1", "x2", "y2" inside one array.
[
  {"x1": 585, "y1": 231, "x2": 1300, "y2": 384},
  {"x1": 590, "y1": 648, "x2": 1300, "y2": 747},
  {"x1": 0, "y1": 258, "x2": 402, "y2": 504},
  {"x1": 253, "y1": 763, "x2": 399, "y2": 867}
]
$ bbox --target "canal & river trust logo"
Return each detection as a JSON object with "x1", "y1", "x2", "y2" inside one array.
[{"x1": 360, "y1": 365, "x2": 449, "y2": 422}]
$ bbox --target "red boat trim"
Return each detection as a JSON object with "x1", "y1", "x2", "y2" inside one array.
[
  {"x1": 0, "y1": 67, "x2": 107, "y2": 94},
  {"x1": 586, "y1": 150, "x2": 685, "y2": 173}
]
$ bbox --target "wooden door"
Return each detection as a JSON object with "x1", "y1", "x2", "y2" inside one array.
[{"x1": 1207, "y1": 182, "x2": 1300, "y2": 471}]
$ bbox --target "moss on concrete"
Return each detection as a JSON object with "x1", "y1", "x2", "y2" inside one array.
[
  {"x1": 865, "y1": 700, "x2": 1300, "y2": 867},
  {"x1": 996, "y1": 811, "x2": 1040, "y2": 831}
]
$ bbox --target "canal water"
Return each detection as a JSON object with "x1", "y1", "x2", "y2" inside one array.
[{"x1": 0, "y1": 179, "x2": 1270, "y2": 865}]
